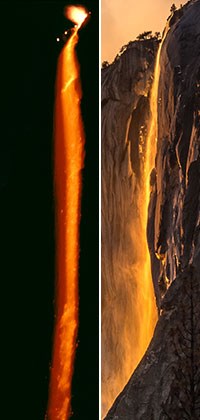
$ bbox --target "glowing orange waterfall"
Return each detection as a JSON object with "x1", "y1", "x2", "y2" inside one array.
[
  {"x1": 102, "y1": 29, "x2": 170, "y2": 418},
  {"x1": 47, "y1": 24, "x2": 85, "y2": 420},
  {"x1": 145, "y1": 26, "x2": 169, "y2": 206}
]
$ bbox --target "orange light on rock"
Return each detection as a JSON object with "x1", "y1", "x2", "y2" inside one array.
[{"x1": 46, "y1": 23, "x2": 85, "y2": 420}]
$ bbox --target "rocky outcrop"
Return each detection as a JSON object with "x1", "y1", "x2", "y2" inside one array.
[{"x1": 104, "y1": 0, "x2": 200, "y2": 418}]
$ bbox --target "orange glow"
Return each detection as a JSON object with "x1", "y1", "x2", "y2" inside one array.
[
  {"x1": 47, "y1": 28, "x2": 85, "y2": 420},
  {"x1": 65, "y1": 5, "x2": 88, "y2": 29},
  {"x1": 102, "y1": 205, "x2": 157, "y2": 416},
  {"x1": 102, "y1": 28, "x2": 170, "y2": 420},
  {"x1": 144, "y1": 21, "x2": 170, "y2": 217},
  {"x1": 102, "y1": 0, "x2": 187, "y2": 62}
]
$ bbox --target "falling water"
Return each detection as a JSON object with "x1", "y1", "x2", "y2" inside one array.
[
  {"x1": 102, "y1": 27, "x2": 169, "y2": 418},
  {"x1": 145, "y1": 23, "x2": 169, "y2": 205},
  {"x1": 47, "y1": 28, "x2": 85, "y2": 420}
]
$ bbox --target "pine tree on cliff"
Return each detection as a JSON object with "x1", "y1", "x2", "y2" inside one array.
[
  {"x1": 170, "y1": 3, "x2": 177, "y2": 13},
  {"x1": 102, "y1": 61, "x2": 109, "y2": 69},
  {"x1": 136, "y1": 31, "x2": 153, "y2": 40}
]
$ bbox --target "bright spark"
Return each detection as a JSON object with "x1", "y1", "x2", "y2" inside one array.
[{"x1": 64, "y1": 5, "x2": 88, "y2": 29}]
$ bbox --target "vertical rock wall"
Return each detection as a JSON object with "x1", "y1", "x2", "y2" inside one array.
[
  {"x1": 148, "y1": 0, "x2": 200, "y2": 305},
  {"x1": 105, "y1": 1, "x2": 200, "y2": 418},
  {"x1": 101, "y1": 40, "x2": 158, "y2": 416}
]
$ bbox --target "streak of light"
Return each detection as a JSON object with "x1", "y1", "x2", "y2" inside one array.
[
  {"x1": 47, "y1": 25, "x2": 85, "y2": 420},
  {"x1": 144, "y1": 21, "x2": 170, "y2": 220}
]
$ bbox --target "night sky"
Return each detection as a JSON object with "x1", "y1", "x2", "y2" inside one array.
[{"x1": 0, "y1": 2, "x2": 99, "y2": 419}]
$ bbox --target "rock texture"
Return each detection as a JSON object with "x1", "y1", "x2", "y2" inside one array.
[
  {"x1": 104, "y1": 0, "x2": 200, "y2": 418},
  {"x1": 105, "y1": 267, "x2": 200, "y2": 419},
  {"x1": 101, "y1": 38, "x2": 159, "y2": 417},
  {"x1": 148, "y1": 0, "x2": 200, "y2": 306}
]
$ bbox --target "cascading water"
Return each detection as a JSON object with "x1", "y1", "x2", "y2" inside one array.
[
  {"x1": 102, "y1": 26, "x2": 170, "y2": 419},
  {"x1": 145, "y1": 22, "x2": 170, "y2": 201},
  {"x1": 47, "y1": 7, "x2": 88, "y2": 419}
]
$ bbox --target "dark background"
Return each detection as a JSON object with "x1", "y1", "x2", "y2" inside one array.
[{"x1": 0, "y1": 1, "x2": 99, "y2": 419}]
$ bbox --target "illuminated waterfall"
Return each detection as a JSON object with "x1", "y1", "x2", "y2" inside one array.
[
  {"x1": 145, "y1": 24, "x2": 169, "y2": 208},
  {"x1": 102, "y1": 28, "x2": 170, "y2": 418},
  {"x1": 46, "y1": 7, "x2": 88, "y2": 418}
]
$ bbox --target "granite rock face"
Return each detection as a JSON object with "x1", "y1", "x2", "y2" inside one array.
[
  {"x1": 104, "y1": 0, "x2": 200, "y2": 418},
  {"x1": 148, "y1": 0, "x2": 200, "y2": 307},
  {"x1": 105, "y1": 267, "x2": 200, "y2": 419},
  {"x1": 101, "y1": 38, "x2": 159, "y2": 417}
]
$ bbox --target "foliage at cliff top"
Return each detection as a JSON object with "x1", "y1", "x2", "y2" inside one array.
[{"x1": 101, "y1": 31, "x2": 161, "y2": 68}]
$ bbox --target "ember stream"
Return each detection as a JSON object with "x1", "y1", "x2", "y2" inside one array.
[{"x1": 46, "y1": 10, "x2": 86, "y2": 420}]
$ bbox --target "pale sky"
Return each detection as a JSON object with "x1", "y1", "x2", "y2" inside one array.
[{"x1": 102, "y1": 0, "x2": 187, "y2": 62}]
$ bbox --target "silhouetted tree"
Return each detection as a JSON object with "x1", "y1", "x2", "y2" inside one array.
[
  {"x1": 170, "y1": 3, "x2": 177, "y2": 13},
  {"x1": 102, "y1": 61, "x2": 109, "y2": 69},
  {"x1": 136, "y1": 31, "x2": 153, "y2": 41},
  {"x1": 155, "y1": 31, "x2": 161, "y2": 40}
]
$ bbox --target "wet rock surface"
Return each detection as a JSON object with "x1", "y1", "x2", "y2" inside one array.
[
  {"x1": 104, "y1": 0, "x2": 200, "y2": 418},
  {"x1": 101, "y1": 38, "x2": 159, "y2": 417}
]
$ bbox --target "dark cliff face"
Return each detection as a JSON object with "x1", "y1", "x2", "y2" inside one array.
[
  {"x1": 103, "y1": 0, "x2": 200, "y2": 418},
  {"x1": 148, "y1": 0, "x2": 200, "y2": 309}
]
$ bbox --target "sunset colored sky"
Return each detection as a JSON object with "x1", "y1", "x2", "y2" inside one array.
[{"x1": 102, "y1": 0, "x2": 187, "y2": 62}]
